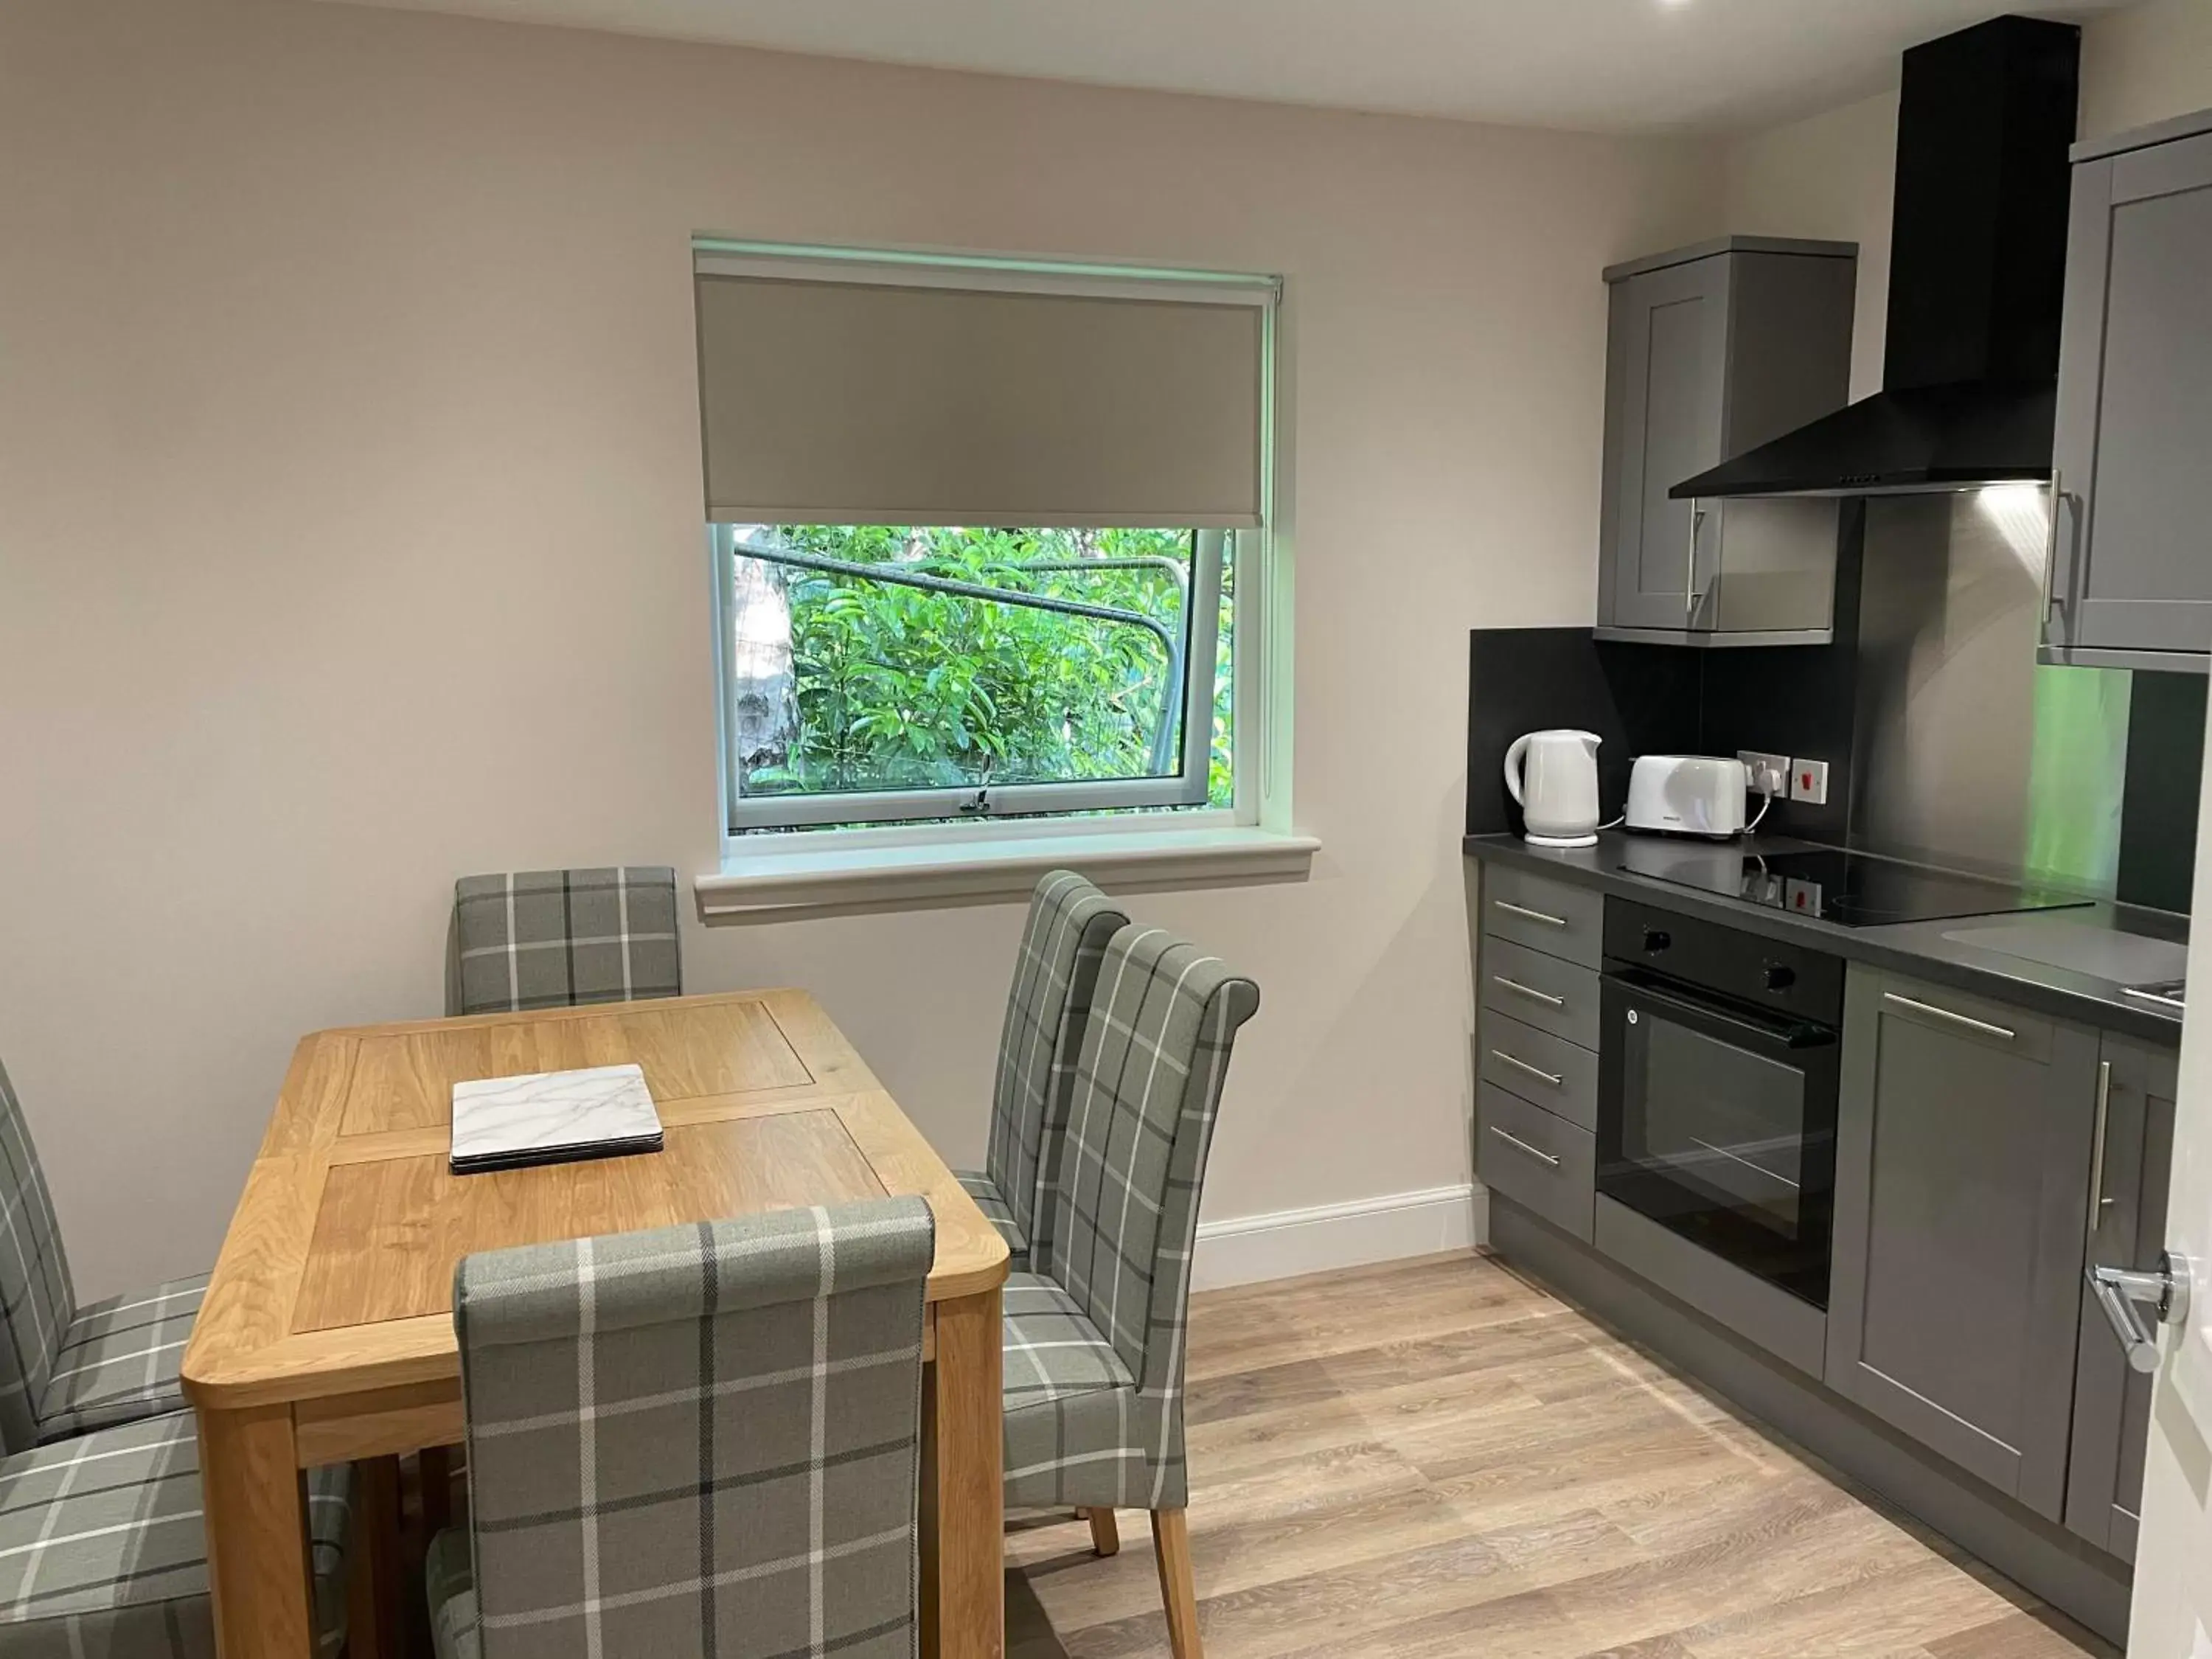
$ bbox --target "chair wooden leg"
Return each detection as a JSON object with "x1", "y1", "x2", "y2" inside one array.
[
  {"x1": 1087, "y1": 1506, "x2": 1120, "y2": 1557},
  {"x1": 1150, "y1": 1508, "x2": 1202, "y2": 1659},
  {"x1": 344, "y1": 1456, "x2": 403, "y2": 1659},
  {"x1": 418, "y1": 1445, "x2": 455, "y2": 1537}
]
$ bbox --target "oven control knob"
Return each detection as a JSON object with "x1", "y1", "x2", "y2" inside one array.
[
  {"x1": 1764, "y1": 963, "x2": 1797, "y2": 992},
  {"x1": 1642, "y1": 928, "x2": 1671, "y2": 953}
]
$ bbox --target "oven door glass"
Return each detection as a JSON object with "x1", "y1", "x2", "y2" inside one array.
[{"x1": 1599, "y1": 971, "x2": 1840, "y2": 1307}]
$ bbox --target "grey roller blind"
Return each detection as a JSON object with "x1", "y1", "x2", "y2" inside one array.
[{"x1": 694, "y1": 262, "x2": 1269, "y2": 527}]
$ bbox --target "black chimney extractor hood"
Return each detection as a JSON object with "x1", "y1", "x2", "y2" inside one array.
[{"x1": 1675, "y1": 15, "x2": 2080, "y2": 500}]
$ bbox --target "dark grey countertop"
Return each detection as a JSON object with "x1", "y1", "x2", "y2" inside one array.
[{"x1": 1464, "y1": 830, "x2": 2188, "y2": 1046}]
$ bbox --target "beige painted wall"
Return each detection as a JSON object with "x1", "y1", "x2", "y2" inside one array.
[
  {"x1": 1725, "y1": 0, "x2": 2212, "y2": 390},
  {"x1": 0, "y1": 0, "x2": 1719, "y2": 1295}
]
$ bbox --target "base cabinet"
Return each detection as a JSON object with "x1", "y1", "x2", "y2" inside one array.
[
  {"x1": 1824, "y1": 967, "x2": 2100, "y2": 1520},
  {"x1": 2065, "y1": 1036, "x2": 2177, "y2": 1562}
]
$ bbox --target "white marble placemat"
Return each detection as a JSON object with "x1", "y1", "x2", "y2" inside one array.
[{"x1": 451, "y1": 1062, "x2": 662, "y2": 1169}]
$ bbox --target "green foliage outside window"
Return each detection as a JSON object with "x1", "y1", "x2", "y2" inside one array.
[{"x1": 734, "y1": 526, "x2": 1233, "y2": 807}]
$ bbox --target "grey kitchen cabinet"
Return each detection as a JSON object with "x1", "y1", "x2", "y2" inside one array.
[
  {"x1": 1472, "y1": 863, "x2": 1601, "y2": 1240},
  {"x1": 1596, "y1": 237, "x2": 1857, "y2": 646},
  {"x1": 2065, "y1": 1034, "x2": 2177, "y2": 1561},
  {"x1": 1476, "y1": 1082, "x2": 1596, "y2": 1242},
  {"x1": 1826, "y1": 967, "x2": 2100, "y2": 1520},
  {"x1": 2045, "y1": 108, "x2": 2212, "y2": 669}
]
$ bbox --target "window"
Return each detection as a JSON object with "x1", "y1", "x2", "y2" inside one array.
[
  {"x1": 717, "y1": 524, "x2": 1235, "y2": 829},
  {"x1": 694, "y1": 242, "x2": 1276, "y2": 839}
]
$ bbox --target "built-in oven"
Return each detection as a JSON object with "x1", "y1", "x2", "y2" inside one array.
[{"x1": 1598, "y1": 900, "x2": 1846, "y2": 1310}]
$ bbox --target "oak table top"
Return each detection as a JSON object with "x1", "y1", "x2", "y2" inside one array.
[{"x1": 182, "y1": 988, "x2": 1011, "y2": 1411}]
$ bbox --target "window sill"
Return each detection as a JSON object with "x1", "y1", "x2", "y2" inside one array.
[{"x1": 695, "y1": 825, "x2": 1319, "y2": 925}]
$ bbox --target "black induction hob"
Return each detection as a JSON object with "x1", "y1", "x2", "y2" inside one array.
[{"x1": 1625, "y1": 846, "x2": 2095, "y2": 928}]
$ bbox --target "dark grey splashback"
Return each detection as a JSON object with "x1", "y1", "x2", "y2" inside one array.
[
  {"x1": 1466, "y1": 507, "x2": 1863, "y2": 845},
  {"x1": 1467, "y1": 486, "x2": 2204, "y2": 909}
]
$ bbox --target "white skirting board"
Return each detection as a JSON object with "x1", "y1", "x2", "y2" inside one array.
[{"x1": 1189, "y1": 1181, "x2": 1486, "y2": 1292}]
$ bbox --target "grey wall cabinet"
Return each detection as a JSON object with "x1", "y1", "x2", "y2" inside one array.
[
  {"x1": 2065, "y1": 1035, "x2": 2177, "y2": 1561},
  {"x1": 1596, "y1": 237, "x2": 1857, "y2": 647},
  {"x1": 1826, "y1": 967, "x2": 2099, "y2": 1519},
  {"x1": 2045, "y1": 109, "x2": 2212, "y2": 669}
]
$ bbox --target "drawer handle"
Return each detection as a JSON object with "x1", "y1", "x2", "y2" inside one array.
[
  {"x1": 1489, "y1": 1125, "x2": 1562, "y2": 1168},
  {"x1": 1882, "y1": 991, "x2": 2015, "y2": 1042},
  {"x1": 1493, "y1": 975, "x2": 1566, "y2": 1009},
  {"x1": 1495, "y1": 899, "x2": 1570, "y2": 928},
  {"x1": 1490, "y1": 1048, "x2": 1565, "y2": 1088}
]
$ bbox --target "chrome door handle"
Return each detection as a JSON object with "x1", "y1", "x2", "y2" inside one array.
[
  {"x1": 2088, "y1": 1059, "x2": 2113, "y2": 1238},
  {"x1": 1494, "y1": 900, "x2": 1569, "y2": 928},
  {"x1": 1882, "y1": 991, "x2": 2015, "y2": 1043},
  {"x1": 2089, "y1": 1253, "x2": 2194, "y2": 1375},
  {"x1": 1490, "y1": 1049, "x2": 1565, "y2": 1088},
  {"x1": 1492, "y1": 975, "x2": 1565, "y2": 1009},
  {"x1": 1489, "y1": 1125, "x2": 1562, "y2": 1168}
]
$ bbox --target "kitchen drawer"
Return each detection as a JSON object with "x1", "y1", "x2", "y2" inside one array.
[
  {"x1": 1478, "y1": 1082, "x2": 1595, "y2": 1242},
  {"x1": 1481, "y1": 865, "x2": 1604, "y2": 969},
  {"x1": 1478, "y1": 1012, "x2": 1599, "y2": 1133},
  {"x1": 1480, "y1": 936, "x2": 1603, "y2": 1049}
]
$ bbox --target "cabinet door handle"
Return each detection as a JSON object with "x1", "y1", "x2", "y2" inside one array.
[
  {"x1": 1882, "y1": 991, "x2": 2015, "y2": 1043},
  {"x1": 1489, "y1": 1125, "x2": 1562, "y2": 1168},
  {"x1": 2040, "y1": 467, "x2": 2065, "y2": 626},
  {"x1": 2088, "y1": 1058, "x2": 2114, "y2": 1238},
  {"x1": 1686, "y1": 500, "x2": 1708, "y2": 621},
  {"x1": 1490, "y1": 1049, "x2": 1565, "y2": 1088},
  {"x1": 1494, "y1": 900, "x2": 1569, "y2": 928},
  {"x1": 1493, "y1": 975, "x2": 1565, "y2": 1009}
]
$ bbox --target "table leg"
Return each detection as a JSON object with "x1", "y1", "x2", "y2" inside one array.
[
  {"x1": 921, "y1": 1289, "x2": 1003, "y2": 1659},
  {"x1": 197, "y1": 1403, "x2": 316, "y2": 1659}
]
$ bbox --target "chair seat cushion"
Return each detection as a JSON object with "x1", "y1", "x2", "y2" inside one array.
[
  {"x1": 1002, "y1": 1273, "x2": 1131, "y2": 1408},
  {"x1": 35, "y1": 1274, "x2": 209, "y2": 1441},
  {"x1": 1002, "y1": 1273, "x2": 1175, "y2": 1511},
  {"x1": 955, "y1": 1171, "x2": 1031, "y2": 1271},
  {"x1": 0, "y1": 1411, "x2": 353, "y2": 1655},
  {"x1": 425, "y1": 1526, "x2": 481, "y2": 1659}
]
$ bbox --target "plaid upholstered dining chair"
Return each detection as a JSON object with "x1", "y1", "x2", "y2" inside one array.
[
  {"x1": 0, "y1": 1056, "x2": 212, "y2": 1450},
  {"x1": 953, "y1": 870, "x2": 1129, "y2": 1276},
  {"x1": 425, "y1": 1196, "x2": 936, "y2": 1659},
  {"x1": 1001, "y1": 925, "x2": 1259, "y2": 1659},
  {"x1": 450, "y1": 866, "x2": 682, "y2": 1016},
  {"x1": 0, "y1": 1412, "x2": 356, "y2": 1655}
]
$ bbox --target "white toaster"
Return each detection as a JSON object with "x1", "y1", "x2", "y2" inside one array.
[{"x1": 1625, "y1": 754, "x2": 1750, "y2": 839}]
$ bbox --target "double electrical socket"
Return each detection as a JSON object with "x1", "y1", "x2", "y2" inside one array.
[{"x1": 1738, "y1": 750, "x2": 1830, "y2": 806}]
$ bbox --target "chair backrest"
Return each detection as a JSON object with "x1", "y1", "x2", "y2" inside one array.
[
  {"x1": 0, "y1": 1057, "x2": 76, "y2": 1453},
  {"x1": 1048, "y1": 926, "x2": 1259, "y2": 1393},
  {"x1": 453, "y1": 1196, "x2": 934, "y2": 1659},
  {"x1": 452, "y1": 866, "x2": 681, "y2": 1017},
  {"x1": 986, "y1": 871, "x2": 1129, "y2": 1273}
]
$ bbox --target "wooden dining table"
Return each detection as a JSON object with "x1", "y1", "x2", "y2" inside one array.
[{"x1": 181, "y1": 989, "x2": 1009, "y2": 1658}]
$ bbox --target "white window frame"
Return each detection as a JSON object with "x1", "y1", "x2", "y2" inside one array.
[{"x1": 701, "y1": 240, "x2": 1286, "y2": 861}]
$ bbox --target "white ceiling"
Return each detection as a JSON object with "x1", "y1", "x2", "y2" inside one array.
[{"x1": 334, "y1": 0, "x2": 2129, "y2": 133}]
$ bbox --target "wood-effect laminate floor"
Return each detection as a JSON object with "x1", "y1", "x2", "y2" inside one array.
[{"x1": 1006, "y1": 1251, "x2": 2115, "y2": 1659}]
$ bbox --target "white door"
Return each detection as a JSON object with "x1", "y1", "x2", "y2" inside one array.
[{"x1": 2127, "y1": 751, "x2": 2212, "y2": 1655}]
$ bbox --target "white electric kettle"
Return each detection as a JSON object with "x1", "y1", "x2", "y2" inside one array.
[{"x1": 1503, "y1": 729, "x2": 1604, "y2": 848}]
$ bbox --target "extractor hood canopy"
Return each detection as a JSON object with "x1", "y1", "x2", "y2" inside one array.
[{"x1": 1674, "y1": 15, "x2": 2081, "y2": 501}]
